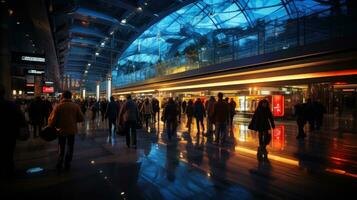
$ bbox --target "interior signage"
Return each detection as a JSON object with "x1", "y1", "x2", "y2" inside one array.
[
  {"x1": 12, "y1": 52, "x2": 45, "y2": 65},
  {"x1": 272, "y1": 95, "x2": 284, "y2": 117},
  {"x1": 42, "y1": 86, "x2": 54, "y2": 93},
  {"x1": 27, "y1": 69, "x2": 45, "y2": 75},
  {"x1": 21, "y1": 56, "x2": 45, "y2": 62}
]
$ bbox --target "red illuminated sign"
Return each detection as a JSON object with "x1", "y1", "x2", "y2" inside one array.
[
  {"x1": 42, "y1": 86, "x2": 54, "y2": 93},
  {"x1": 272, "y1": 125, "x2": 285, "y2": 150},
  {"x1": 272, "y1": 95, "x2": 284, "y2": 117}
]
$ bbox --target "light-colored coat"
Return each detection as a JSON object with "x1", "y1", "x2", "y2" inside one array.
[{"x1": 48, "y1": 99, "x2": 84, "y2": 135}]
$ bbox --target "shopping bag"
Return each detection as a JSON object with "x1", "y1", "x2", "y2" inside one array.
[{"x1": 116, "y1": 124, "x2": 125, "y2": 136}]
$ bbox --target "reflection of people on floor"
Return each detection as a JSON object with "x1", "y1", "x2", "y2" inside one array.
[
  {"x1": 206, "y1": 144, "x2": 230, "y2": 191},
  {"x1": 166, "y1": 140, "x2": 179, "y2": 182}
]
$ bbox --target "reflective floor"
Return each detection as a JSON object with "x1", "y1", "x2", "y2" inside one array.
[{"x1": 2, "y1": 114, "x2": 357, "y2": 200}]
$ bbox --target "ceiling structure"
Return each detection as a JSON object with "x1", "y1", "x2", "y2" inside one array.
[{"x1": 49, "y1": 0, "x2": 194, "y2": 91}]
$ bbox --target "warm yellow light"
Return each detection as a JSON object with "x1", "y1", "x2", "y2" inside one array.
[
  {"x1": 325, "y1": 168, "x2": 357, "y2": 178},
  {"x1": 234, "y1": 146, "x2": 299, "y2": 166},
  {"x1": 18, "y1": 90, "x2": 22, "y2": 95},
  {"x1": 12, "y1": 90, "x2": 16, "y2": 95},
  {"x1": 157, "y1": 69, "x2": 357, "y2": 92}
]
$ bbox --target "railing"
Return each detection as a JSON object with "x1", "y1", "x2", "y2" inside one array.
[{"x1": 113, "y1": 7, "x2": 356, "y2": 88}]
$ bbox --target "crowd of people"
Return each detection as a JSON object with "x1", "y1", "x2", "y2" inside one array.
[{"x1": 1, "y1": 83, "x2": 328, "y2": 178}]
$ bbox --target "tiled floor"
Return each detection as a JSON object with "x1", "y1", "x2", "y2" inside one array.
[{"x1": 1, "y1": 114, "x2": 356, "y2": 199}]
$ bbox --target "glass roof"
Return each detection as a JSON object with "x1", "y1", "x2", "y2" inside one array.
[{"x1": 114, "y1": 0, "x2": 341, "y2": 80}]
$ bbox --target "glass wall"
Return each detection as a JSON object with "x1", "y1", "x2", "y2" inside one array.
[{"x1": 112, "y1": 0, "x2": 353, "y2": 88}]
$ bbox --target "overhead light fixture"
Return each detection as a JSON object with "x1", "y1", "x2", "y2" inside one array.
[
  {"x1": 8, "y1": 9, "x2": 13, "y2": 16},
  {"x1": 87, "y1": 63, "x2": 91, "y2": 66},
  {"x1": 95, "y1": 52, "x2": 99, "y2": 56},
  {"x1": 84, "y1": 70, "x2": 88, "y2": 73},
  {"x1": 121, "y1": 19, "x2": 126, "y2": 24},
  {"x1": 101, "y1": 42, "x2": 105, "y2": 47},
  {"x1": 144, "y1": 2, "x2": 148, "y2": 6},
  {"x1": 110, "y1": 31, "x2": 114, "y2": 35},
  {"x1": 137, "y1": 7, "x2": 143, "y2": 11},
  {"x1": 16, "y1": 21, "x2": 20, "y2": 25}
]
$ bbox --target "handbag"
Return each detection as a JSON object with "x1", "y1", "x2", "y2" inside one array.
[
  {"x1": 17, "y1": 126, "x2": 30, "y2": 141},
  {"x1": 40, "y1": 126, "x2": 59, "y2": 142},
  {"x1": 248, "y1": 113, "x2": 257, "y2": 131},
  {"x1": 116, "y1": 124, "x2": 125, "y2": 136}
]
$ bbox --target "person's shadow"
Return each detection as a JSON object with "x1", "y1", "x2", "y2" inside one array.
[{"x1": 166, "y1": 139, "x2": 179, "y2": 182}]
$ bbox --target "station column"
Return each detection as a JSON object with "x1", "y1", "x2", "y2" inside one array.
[{"x1": 107, "y1": 76, "x2": 112, "y2": 100}]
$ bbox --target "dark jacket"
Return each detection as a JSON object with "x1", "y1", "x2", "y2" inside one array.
[
  {"x1": 186, "y1": 104, "x2": 194, "y2": 118},
  {"x1": 163, "y1": 102, "x2": 178, "y2": 122},
  {"x1": 0, "y1": 99, "x2": 26, "y2": 140},
  {"x1": 106, "y1": 101, "x2": 119, "y2": 120},
  {"x1": 212, "y1": 99, "x2": 229, "y2": 123},
  {"x1": 119, "y1": 99, "x2": 139, "y2": 123},
  {"x1": 194, "y1": 101, "x2": 206, "y2": 120},
  {"x1": 29, "y1": 99, "x2": 44, "y2": 125},
  {"x1": 152, "y1": 99, "x2": 160, "y2": 113},
  {"x1": 250, "y1": 108, "x2": 275, "y2": 131}
]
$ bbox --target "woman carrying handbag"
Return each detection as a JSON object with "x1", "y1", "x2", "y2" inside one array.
[{"x1": 249, "y1": 99, "x2": 275, "y2": 162}]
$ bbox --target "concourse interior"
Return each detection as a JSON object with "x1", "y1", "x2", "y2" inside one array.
[
  {"x1": 3, "y1": 114, "x2": 357, "y2": 200},
  {"x1": 1, "y1": 0, "x2": 357, "y2": 200}
]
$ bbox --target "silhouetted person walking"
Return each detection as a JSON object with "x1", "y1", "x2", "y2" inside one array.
[
  {"x1": 105, "y1": 96, "x2": 119, "y2": 141},
  {"x1": 152, "y1": 97, "x2": 160, "y2": 123},
  {"x1": 119, "y1": 95, "x2": 139, "y2": 148},
  {"x1": 0, "y1": 85, "x2": 26, "y2": 179},
  {"x1": 249, "y1": 99, "x2": 275, "y2": 162},
  {"x1": 212, "y1": 93, "x2": 229, "y2": 145},
  {"x1": 141, "y1": 98, "x2": 152, "y2": 129},
  {"x1": 206, "y1": 96, "x2": 216, "y2": 140},
  {"x1": 294, "y1": 102, "x2": 306, "y2": 139},
  {"x1": 29, "y1": 96, "x2": 44, "y2": 138},
  {"x1": 163, "y1": 98, "x2": 179, "y2": 141},
  {"x1": 185, "y1": 99, "x2": 194, "y2": 133},
  {"x1": 194, "y1": 98, "x2": 205, "y2": 136},
  {"x1": 48, "y1": 91, "x2": 84, "y2": 171},
  {"x1": 229, "y1": 98, "x2": 236, "y2": 128}
]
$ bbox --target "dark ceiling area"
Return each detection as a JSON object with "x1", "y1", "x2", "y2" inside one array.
[
  {"x1": 48, "y1": 0, "x2": 192, "y2": 90},
  {"x1": 1, "y1": 0, "x2": 60, "y2": 89}
]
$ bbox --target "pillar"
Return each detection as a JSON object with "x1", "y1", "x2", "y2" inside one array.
[
  {"x1": 96, "y1": 83, "x2": 100, "y2": 101},
  {"x1": 82, "y1": 88, "x2": 86, "y2": 99},
  {"x1": 107, "y1": 76, "x2": 111, "y2": 100}
]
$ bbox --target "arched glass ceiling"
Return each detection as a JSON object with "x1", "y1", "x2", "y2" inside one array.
[
  {"x1": 113, "y1": 0, "x2": 345, "y2": 86},
  {"x1": 117, "y1": 0, "x2": 333, "y2": 65}
]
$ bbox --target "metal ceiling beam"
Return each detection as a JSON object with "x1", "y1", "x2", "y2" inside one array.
[{"x1": 102, "y1": 0, "x2": 156, "y2": 18}]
